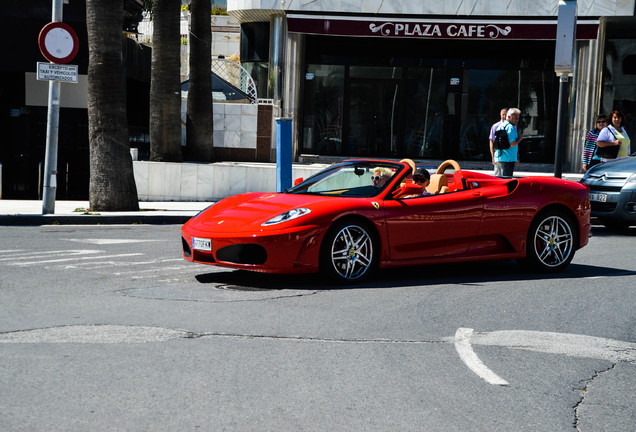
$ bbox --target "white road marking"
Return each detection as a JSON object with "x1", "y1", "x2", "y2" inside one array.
[
  {"x1": 470, "y1": 329, "x2": 636, "y2": 363},
  {"x1": 58, "y1": 258, "x2": 183, "y2": 270},
  {"x1": 0, "y1": 250, "x2": 101, "y2": 262},
  {"x1": 8, "y1": 253, "x2": 144, "y2": 266},
  {"x1": 454, "y1": 328, "x2": 510, "y2": 386},
  {"x1": 65, "y1": 238, "x2": 162, "y2": 245},
  {"x1": 454, "y1": 328, "x2": 636, "y2": 386}
]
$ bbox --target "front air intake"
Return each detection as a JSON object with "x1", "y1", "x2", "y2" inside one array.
[
  {"x1": 182, "y1": 237, "x2": 192, "y2": 258},
  {"x1": 216, "y1": 244, "x2": 267, "y2": 265}
]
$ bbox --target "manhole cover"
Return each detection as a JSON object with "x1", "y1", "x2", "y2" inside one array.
[{"x1": 215, "y1": 284, "x2": 277, "y2": 292}]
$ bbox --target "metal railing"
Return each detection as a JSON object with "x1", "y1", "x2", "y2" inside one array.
[{"x1": 211, "y1": 58, "x2": 258, "y2": 104}]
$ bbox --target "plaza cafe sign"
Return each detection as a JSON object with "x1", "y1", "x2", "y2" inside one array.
[{"x1": 287, "y1": 15, "x2": 599, "y2": 40}]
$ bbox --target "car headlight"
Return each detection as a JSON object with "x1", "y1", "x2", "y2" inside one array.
[
  {"x1": 628, "y1": 173, "x2": 636, "y2": 183},
  {"x1": 262, "y1": 208, "x2": 311, "y2": 226}
]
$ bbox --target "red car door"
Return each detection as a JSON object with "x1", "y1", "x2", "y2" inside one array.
[{"x1": 383, "y1": 190, "x2": 485, "y2": 260}]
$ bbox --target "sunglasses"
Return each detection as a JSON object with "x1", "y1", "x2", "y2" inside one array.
[
  {"x1": 371, "y1": 175, "x2": 383, "y2": 181},
  {"x1": 413, "y1": 177, "x2": 426, "y2": 182},
  {"x1": 597, "y1": 120, "x2": 607, "y2": 124}
]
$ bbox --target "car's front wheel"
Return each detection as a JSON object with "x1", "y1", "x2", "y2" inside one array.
[
  {"x1": 524, "y1": 210, "x2": 576, "y2": 272},
  {"x1": 320, "y1": 220, "x2": 377, "y2": 283}
]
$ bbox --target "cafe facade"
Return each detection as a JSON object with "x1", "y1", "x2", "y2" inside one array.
[{"x1": 228, "y1": 0, "x2": 636, "y2": 171}]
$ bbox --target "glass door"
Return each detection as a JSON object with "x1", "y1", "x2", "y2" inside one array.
[{"x1": 347, "y1": 78, "x2": 401, "y2": 157}]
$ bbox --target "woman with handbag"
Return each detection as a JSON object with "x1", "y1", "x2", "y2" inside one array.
[
  {"x1": 581, "y1": 115, "x2": 607, "y2": 171},
  {"x1": 596, "y1": 110, "x2": 631, "y2": 162}
]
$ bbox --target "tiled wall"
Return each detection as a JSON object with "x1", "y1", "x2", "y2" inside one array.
[
  {"x1": 133, "y1": 161, "x2": 328, "y2": 201},
  {"x1": 213, "y1": 103, "x2": 258, "y2": 150}
]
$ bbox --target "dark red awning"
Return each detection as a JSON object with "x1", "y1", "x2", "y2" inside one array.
[{"x1": 288, "y1": 15, "x2": 599, "y2": 40}]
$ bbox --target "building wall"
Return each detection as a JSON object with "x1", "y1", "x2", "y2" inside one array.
[
  {"x1": 137, "y1": 12, "x2": 241, "y2": 80},
  {"x1": 228, "y1": 0, "x2": 635, "y2": 18},
  {"x1": 133, "y1": 160, "x2": 327, "y2": 201},
  {"x1": 0, "y1": 1, "x2": 150, "y2": 200},
  {"x1": 211, "y1": 15, "x2": 241, "y2": 59},
  {"x1": 229, "y1": 0, "x2": 636, "y2": 172}
]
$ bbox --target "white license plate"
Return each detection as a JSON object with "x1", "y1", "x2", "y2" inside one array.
[
  {"x1": 192, "y1": 237, "x2": 212, "y2": 251},
  {"x1": 590, "y1": 193, "x2": 607, "y2": 202}
]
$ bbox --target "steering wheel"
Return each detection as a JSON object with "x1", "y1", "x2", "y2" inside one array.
[
  {"x1": 435, "y1": 159, "x2": 467, "y2": 191},
  {"x1": 435, "y1": 159, "x2": 461, "y2": 174}
]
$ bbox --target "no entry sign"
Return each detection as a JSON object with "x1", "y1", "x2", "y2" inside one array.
[{"x1": 38, "y1": 21, "x2": 79, "y2": 64}]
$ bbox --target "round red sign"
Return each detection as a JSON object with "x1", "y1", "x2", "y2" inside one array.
[{"x1": 38, "y1": 22, "x2": 79, "y2": 64}]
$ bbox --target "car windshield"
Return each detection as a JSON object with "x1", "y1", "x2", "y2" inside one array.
[{"x1": 287, "y1": 161, "x2": 403, "y2": 197}]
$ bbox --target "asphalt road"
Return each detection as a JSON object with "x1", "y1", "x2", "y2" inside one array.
[{"x1": 1, "y1": 223, "x2": 635, "y2": 431}]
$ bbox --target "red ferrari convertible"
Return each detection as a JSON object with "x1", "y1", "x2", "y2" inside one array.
[{"x1": 181, "y1": 159, "x2": 591, "y2": 283}]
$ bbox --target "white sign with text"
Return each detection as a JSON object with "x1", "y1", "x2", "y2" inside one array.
[{"x1": 37, "y1": 62, "x2": 78, "y2": 83}]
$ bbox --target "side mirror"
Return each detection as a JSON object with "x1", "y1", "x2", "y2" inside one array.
[{"x1": 294, "y1": 177, "x2": 304, "y2": 186}]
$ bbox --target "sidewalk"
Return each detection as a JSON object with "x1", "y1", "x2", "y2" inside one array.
[{"x1": 0, "y1": 200, "x2": 212, "y2": 225}]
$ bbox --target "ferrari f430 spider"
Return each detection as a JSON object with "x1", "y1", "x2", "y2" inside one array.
[{"x1": 182, "y1": 159, "x2": 591, "y2": 283}]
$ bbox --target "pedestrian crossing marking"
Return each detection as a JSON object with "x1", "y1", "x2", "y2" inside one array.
[{"x1": 64, "y1": 238, "x2": 163, "y2": 245}]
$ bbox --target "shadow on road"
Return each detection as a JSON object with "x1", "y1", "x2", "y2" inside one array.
[
  {"x1": 590, "y1": 224, "x2": 636, "y2": 237},
  {"x1": 194, "y1": 259, "x2": 635, "y2": 291}
]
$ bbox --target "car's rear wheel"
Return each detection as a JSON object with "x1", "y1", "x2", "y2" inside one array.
[
  {"x1": 320, "y1": 220, "x2": 377, "y2": 283},
  {"x1": 524, "y1": 210, "x2": 576, "y2": 272}
]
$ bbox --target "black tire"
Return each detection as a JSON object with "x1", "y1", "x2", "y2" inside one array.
[
  {"x1": 320, "y1": 220, "x2": 377, "y2": 283},
  {"x1": 524, "y1": 210, "x2": 577, "y2": 272}
]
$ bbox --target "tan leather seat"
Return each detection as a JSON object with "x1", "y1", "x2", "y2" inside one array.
[{"x1": 426, "y1": 174, "x2": 449, "y2": 195}]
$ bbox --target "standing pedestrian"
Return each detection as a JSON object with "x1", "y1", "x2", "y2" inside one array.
[
  {"x1": 489, "y1": 108, "x2": 507, "y2": 176},
  {"x1": 494, "y1": 107, "x2": 523, "y2": 177},
  {"x1": 581, "y1": 115, "x2": 607, "y2": 171},
  {"x1": 596, "y1": 110, "x2": 631, "y2": 162}
]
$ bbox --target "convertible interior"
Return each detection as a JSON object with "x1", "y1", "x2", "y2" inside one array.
[{"x1": 394, "y1": 159, "x2": 519, "y2": 198}]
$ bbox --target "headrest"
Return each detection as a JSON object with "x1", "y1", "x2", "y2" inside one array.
[{"x1": 426, "y1": 174, "x2": 448, "y2": 194}]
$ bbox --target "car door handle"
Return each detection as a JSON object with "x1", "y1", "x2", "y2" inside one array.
[{"x1": 472, "y1": 191, "x2": 482, "y2": 197}]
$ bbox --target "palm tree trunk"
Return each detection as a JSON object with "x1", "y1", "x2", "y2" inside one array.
[
  {"x1": 186, "y1": 0, "x2": 214, "y2": 162},
  {"x1": 149, "y1": 0, "x2": 182, "y2": 161},
  {"x1": 86, "y1": 0, "x2": 139, "y2": 211}
]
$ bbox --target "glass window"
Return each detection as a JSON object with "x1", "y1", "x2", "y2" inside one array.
[
  {"x1": 349, "y1": 66, "x2": 403, "y2": 79},
  {"x1": 347, "y1": 78, "x2": 401, "y2": 156},
  {"x1": 403, "y1": 68, "x2": 447, "y2": 159},
  {"x1": 300, "y1": 36, "x2": 560, "y2": 163},
  {"x1": 242, "y1": 62, "x2": 268, "y2": 99},
  {"x1": 302, "y1": 65, "x2": 345, "y2": 154},
  {"x1": 602, "y1": 38, "x2": 636, "y2": 139},
  {"x1": 456, "y1": 69, "x2": 556, "y2": 163},
  {"x1": 288, "y1": 160, "x2": 404, "y2": 197}
]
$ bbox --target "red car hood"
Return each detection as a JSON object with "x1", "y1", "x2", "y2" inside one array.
[{"x1": 185, "y1": 192, "x2": 340, "y2": 234}]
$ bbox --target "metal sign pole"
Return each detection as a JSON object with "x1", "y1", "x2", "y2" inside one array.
[
  {"x1": 42, "y1": 0, "x2": 63, "y2": 215},
  {"x1": 554, "y1": 75, "x2": 569, "y2": 178},
  {"x1": 553, "y1": 0, "x2": 577, "y2": 178}
]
